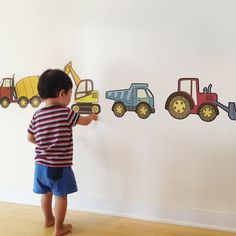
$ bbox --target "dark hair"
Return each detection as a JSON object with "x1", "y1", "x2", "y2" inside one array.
[{"x1": 38, "y1": 69, "x2": 73, "y2": 99}]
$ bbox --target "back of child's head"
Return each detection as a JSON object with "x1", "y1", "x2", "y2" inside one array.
[{"x1": 38, "y1": 69, "x2": 73, "y2": 99}]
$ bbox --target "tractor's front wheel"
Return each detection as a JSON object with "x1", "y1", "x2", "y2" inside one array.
[
  {"x1": 167, "y1": 95, "x2": 191, "y2": 119},
  {"x1": 198, "y1": 104, "x2": 218, "y2": 122},
  {"x1": 136, "y1": 102, "x2": 151, "y2": 119},
  {"x1": 112, "y1": 102, "x2": 126, "y2": 117}
]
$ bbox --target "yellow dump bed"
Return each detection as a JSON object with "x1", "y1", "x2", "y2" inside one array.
[{"x1": 15, "y1": 76, "x2": 39, "y2": 99}]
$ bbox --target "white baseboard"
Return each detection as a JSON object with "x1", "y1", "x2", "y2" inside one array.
[{"x1": 1, "y1": 187, "x2": 236, "y2": 233}]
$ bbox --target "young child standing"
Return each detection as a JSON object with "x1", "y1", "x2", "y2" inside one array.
[{"x1": 27, "y1": 69, "x2": 98, "y2": 236}]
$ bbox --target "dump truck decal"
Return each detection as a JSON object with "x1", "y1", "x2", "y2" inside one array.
[{"x1": 105, "y1": 83, "x2": 155, "y2": 119}]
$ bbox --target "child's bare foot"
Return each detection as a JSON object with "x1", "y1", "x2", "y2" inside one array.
[
  {"x1": 53, "y1": 224, "x2": 72, "y2": 236},
  {"x1": 44, "y1": 216, "x2": 55, "y2": 227}
]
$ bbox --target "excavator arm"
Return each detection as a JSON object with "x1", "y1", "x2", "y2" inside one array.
[{"x1": 64, "y1": 61, "x2": 81, "y2": 85}]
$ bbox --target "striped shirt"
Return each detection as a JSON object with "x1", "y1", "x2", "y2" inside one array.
[{"x1": 28, "y1": 106, "x2": 80, "y2": 167}]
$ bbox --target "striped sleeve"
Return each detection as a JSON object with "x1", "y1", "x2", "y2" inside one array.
[
  {"x1": 68, "y1": 109, "x2": 80, "y2": 128},
  {"x1": 28, "y1": 115, "x2": 36, "y2": 134}
]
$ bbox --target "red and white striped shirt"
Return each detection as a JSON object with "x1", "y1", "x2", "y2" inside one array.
[{"x1": 28, "y1": 106, "x2": 80, "y2": 167}]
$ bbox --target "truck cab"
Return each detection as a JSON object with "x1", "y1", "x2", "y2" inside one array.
[
  {"x1": 0, "y1": 78, "x2": 13, "y2": 99},
  {"x1": 132, "y1": 85, "x2": 154, "y2": 109},
  {"x1": 0, "y1": 78, "x2": 14, "y2": 107}
]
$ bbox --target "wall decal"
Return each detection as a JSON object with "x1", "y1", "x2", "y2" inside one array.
[
  {"x1": 165, "y1": 78, "x2": 219, "y2": 122},
  {"x1": 214, "y1": 101, "x2": 236, "y2": 120},
  {"x1": 0, "y1": 74, "x2": 41, "y2": 109},
  {"x1": 165, "y1": 78, "x2": 236, "y2": 122},
  {"x1": 64, "y1": 62, "x2": 101, "y2": 114},
  {"x1": 105, "y1": 83, "x2": 155, "y2": 119}
]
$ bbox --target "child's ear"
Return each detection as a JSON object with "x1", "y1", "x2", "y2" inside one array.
[{"x1": 58, "y1": 90, "x2": 65, "y2": 97}]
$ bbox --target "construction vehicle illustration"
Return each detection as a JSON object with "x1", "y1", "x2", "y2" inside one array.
[
  {"x1": 105, "y1": 83, "x2": 155, "y2": 119},
  {"x1": 165, "y1": 78, "x2": 219, "y2": 122},
  {"x1": 165, "y1": 77, "x2": 236, "y2": 122},
  {"x1": 214, "y1": 101, "x2": 236, "y2": 120},
  {"x1": 64, "y1": 62, "x2": 100, "y2": 114},
  {"x1": 0, "y1": 75, "x2": 40, "y2": 108}
]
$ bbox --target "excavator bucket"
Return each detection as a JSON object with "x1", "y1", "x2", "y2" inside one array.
[
  {"x1": 214, "y1": 101, "x2": 236, "y2": 120},
  {"x1": 228, "y1": 102, "x2": 236, "y2": 120}
]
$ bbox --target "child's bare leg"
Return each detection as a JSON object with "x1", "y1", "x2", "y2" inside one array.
[
  {"x1": 41, "y1": 192, "x2": 55, "y2": 227},
  {"x1": 53, "y1": 195, "x2": 72, "y2": 236}
]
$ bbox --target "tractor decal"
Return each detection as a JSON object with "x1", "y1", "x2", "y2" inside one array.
[
  {"x1": 165, "y1": 78, "x2": 236, "y2": 122},
  {"x1": 165, "y1": 78, "x2": 219, "y2": 122}
]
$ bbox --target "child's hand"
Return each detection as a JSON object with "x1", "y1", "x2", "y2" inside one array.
[
  {"x1": 91, "y1": 113, "x2": 98, "y2": 121},
  {"x1": 77, "y1": 113, "x2": 98, "y2": 125}
]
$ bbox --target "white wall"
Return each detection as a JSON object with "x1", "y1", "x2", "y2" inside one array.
[{"x1": 1, "y1": 0, "x2": 236, "y2": 232}]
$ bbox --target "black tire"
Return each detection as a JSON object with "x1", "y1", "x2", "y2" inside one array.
[
  {"x1": 18, "y1": 97, "x2": 28, "y2": 108},
  {"x1": 30, "y1": 96, "x2": 41, "y2": 108},
  {"x1": 136, "y1": 102, "x2": 151, "y2": 119},
  {"x1": 198, "y1": 103, "x2": 218, "y2": 122},
  {"x1": 168, "y1": 95, "x2": 191, "y2": 119},
  {"x1": 112, "y1": 102, "x2": 126, "y2": 117},
  {"x1": 91, "y1": 104, "x2": 101, "y2": 114},
  {"x1": 1, "y1": 97, "x2": 10, "y2": 108},
  {"x1": 71, "y1": 104, "x2": 80, "y2": 113}
]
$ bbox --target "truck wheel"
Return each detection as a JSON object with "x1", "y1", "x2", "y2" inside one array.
[
  {"x1": 168, "y1": 95, "x2": 191, "y2": 119},
  {"x1": 92, "y1": 104, "x2": 101, "y2": 114},
  {"x1": 71, "y1": 104, "x2": 80, "y2": 113},
  {"x1": 198, "y1": 104, "x2": 218, "y2": 122},
  {"x1": 1, "y1": 97, "x2": 10, "y2": 108},
  {"x1": 18, "y1": 97, "x2": 28, "y2": 108},
  {"x1": 136, "y1": 102, "x2": 151, "y2": 119},
  {"x1": 112, "y1": 102, "x2": 126, "y2": 117},
  {"x1": 30, "y1": 96, "x2": 41, "y2": 108}
]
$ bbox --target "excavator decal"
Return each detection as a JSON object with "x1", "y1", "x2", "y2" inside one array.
[
  {"x1": 0, "y1": 74, "x2": 41, "y2": 109},
  {"x1": 105, "y1": 83, "x2": 155, "y2": 119},
  {"x1": 165, "y1": 78, "x2": 236, "y2": 122},
  {"x1": 64, "y1": 62, "x2": 101, "y2": 114}
]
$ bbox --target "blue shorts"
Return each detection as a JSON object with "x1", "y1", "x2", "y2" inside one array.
[{"x1": 33, "y1": 164, "x2": 78, "y2": 196}]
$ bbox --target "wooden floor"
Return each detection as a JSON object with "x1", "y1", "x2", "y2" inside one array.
[{"x1": 0, "y1": 202, "x2": 236, "y2": 236}]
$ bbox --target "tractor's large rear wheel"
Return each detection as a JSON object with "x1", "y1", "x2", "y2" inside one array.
[
  {"x1": 198, "y1": 104, "x2": 218, "y2": 122},
  {"x1": 112, "y1": 102, "x2": 126, "y2": 117},
  {"x1": 168, "y1": 95, "x2": 191, "y2": 119}
]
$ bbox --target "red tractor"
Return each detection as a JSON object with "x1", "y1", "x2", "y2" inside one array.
[{"x1": 165, "y1": 78, "x2": 219, "y2": 122}]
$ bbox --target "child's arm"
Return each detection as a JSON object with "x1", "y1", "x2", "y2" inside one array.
[
  {"x1": 77, "y1": 113, "x2": 98, "y2": 126},
  {"x1": 27, "y1": 132, "x2": 36, "y2": 144}
]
